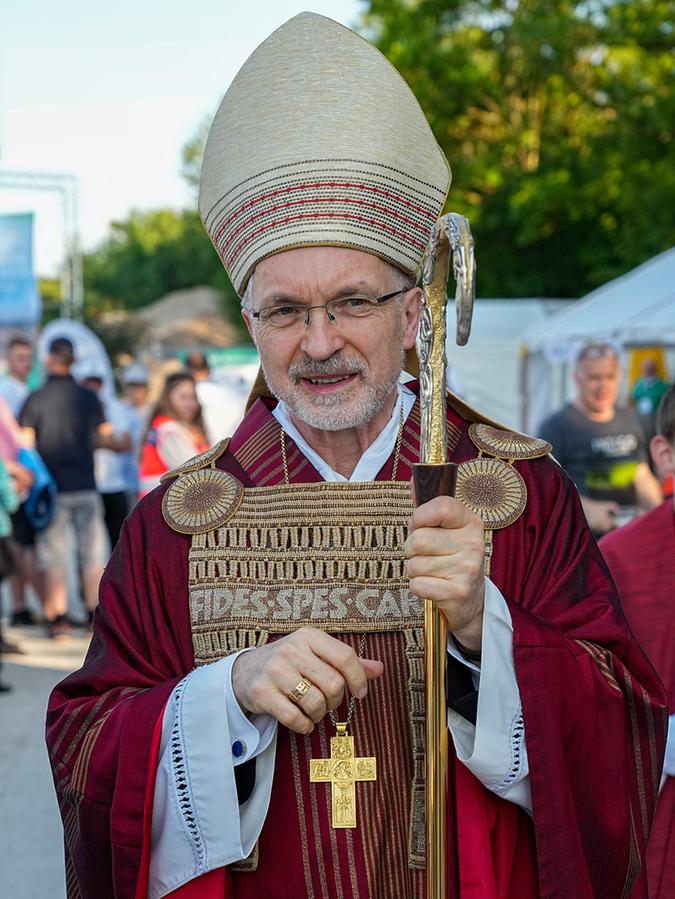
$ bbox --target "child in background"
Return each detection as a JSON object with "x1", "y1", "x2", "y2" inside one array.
[{"x1": 0, "y1": 456, "x2": 19, "y2": 693}]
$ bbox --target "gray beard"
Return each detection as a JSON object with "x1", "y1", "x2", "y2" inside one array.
[{"x1": 261, "y1": 349, "x2": 404, "y2": 431}]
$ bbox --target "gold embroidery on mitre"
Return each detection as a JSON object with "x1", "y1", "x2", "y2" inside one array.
[
  {"x1": 160, "y1": 438, "x2": 231, "y2": 483},
  {"x1": 456, "y1": 457, "x2": 527, "y2": 529},
  {"x1": 162, "y1": 468, "x2": 243, "y2": 534},
  {"x1": 469, "y1": 423, "x2": 551, "y2": 461}
]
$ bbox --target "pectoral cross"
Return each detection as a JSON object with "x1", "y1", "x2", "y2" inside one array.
[{"x1": 309, "y1": 723, "x2": 377, "y2": 828}]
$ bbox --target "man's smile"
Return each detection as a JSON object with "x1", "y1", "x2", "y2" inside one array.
[{"x1": 300, "y1": 373, "x2": 359, "y2": 393}]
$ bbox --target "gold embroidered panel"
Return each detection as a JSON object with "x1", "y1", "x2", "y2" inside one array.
[
  {"x1": 189, "y1": 481, "x2": 420, "y2": 664},
  {"x1": 185, "y1": 476, "x2": 506, "y2": 876}
]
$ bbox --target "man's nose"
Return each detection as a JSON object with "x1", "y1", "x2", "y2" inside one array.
[{"x1": 299, "y1": 308, "x2": 346, "y2": 359}]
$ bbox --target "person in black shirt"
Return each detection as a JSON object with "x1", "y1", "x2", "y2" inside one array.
[
  {"x1": 539, "y1": 342, "x2": 662, "y2": 537},
  {"x1": 19, "y1": 338, "x2": 120, "y2": 637}
]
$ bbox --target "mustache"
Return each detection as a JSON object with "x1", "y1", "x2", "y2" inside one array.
[{"x1": 288, "y1": 354, "x2": 369, "y2": 380}]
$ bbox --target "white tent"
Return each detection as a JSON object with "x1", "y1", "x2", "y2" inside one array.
[
  {"x1": 446, "y1": 299, "x2": 572, "y2": 430},
  {"x1": 520, "y1": 247, "x2": 675, "y2": 432}
]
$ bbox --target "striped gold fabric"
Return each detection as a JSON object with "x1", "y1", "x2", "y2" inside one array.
[
  {"x1": 189, "y1": 482, "x2": 417, "y2": 660},
  {"x1": 188, "y1": 480, "x2": 428, "y2": 890}
]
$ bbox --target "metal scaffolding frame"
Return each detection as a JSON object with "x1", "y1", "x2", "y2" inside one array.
[{"x1": 0, "y1": 169, "x2": 83, "y2": 319}]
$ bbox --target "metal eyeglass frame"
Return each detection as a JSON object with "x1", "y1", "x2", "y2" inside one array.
[{"x1": 248, "y1": 288, "x2": 410, "y2": 328}]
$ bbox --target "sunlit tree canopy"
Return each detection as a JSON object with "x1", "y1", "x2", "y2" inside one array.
[{"x1": 362, "y1": 0, "x2": 675, "y2": 296}]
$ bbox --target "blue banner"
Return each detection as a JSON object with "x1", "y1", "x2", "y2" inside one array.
[{"x1": 0, "y1": 212, "x2": 41, "y2": 326}]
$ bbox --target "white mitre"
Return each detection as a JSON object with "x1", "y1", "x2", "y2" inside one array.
[{"x1": 199, "y1": 12, "x2": 451, "y2": 294}]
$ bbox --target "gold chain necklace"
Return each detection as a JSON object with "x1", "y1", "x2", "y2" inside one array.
[
  {"x1": 279, "y1": 403, "x2": 405, "y2": 828},
  {"x1": 279, "y1": 401, "x2": 405, "y2": 485},
  {"x1": 309, "y1": 633, "x2": 376, "y2": 829},
  {"x1": 329, "y1": 633, "x2": 367, "y2": 731}
]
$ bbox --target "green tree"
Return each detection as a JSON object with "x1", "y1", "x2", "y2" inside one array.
[
  {"x1": 83, "y1": 1, "x2": 675, "y2": 320},
  {"x1": 83, "y1": 208, "x2": 244, "y2": 333},
  {"x1": 362, "y1": 0, "x2": 675, "y2": 296}
]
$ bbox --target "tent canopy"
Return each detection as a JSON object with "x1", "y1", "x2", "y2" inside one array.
[
  {"x1": 522, "y1": 246, "x2": 675, "y2": 358},
  {"x1": 447, "y1": 298, "x2": 572, "y2": 429}
]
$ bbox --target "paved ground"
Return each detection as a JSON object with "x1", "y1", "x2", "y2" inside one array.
[{"x1": 0, "y1": 623, "x2": 89, "y2": 899}]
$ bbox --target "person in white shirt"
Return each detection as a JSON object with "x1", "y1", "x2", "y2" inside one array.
[
  {"x1": 80, "y1": 367, "x2": 132, "y2": 553},
  {"x1": 185, "y1": 351, "x2": 247, "y2": 443},
  {"x1": 0, "y1": 335, "x2": 33, "y2": 418},
  {"x1": 0, "y1": 336, "x2": 40, "y2": 627},
  {"x1": 118, "y1": 362, "x2": 151, "y2": 507}
]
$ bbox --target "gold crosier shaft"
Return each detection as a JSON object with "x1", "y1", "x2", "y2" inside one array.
[{"x1": 416, "y1": 213, "x2": 475, "y2": 899}]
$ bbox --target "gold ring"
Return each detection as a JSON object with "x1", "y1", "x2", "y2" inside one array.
[{"x1": 288, "y1": 678, "x2": 313, "y2": 705}]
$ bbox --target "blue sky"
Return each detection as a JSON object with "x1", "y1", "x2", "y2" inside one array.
[{"x1": 0, "y1": 0, "x2": 362, "y2": 274}]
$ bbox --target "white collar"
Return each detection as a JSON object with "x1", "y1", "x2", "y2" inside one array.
[{"x1": 272, "y1": 385, "x2": 416, "y2": 482}]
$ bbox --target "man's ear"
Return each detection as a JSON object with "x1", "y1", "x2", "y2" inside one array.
[
  {"x1": 649, "y1": 434, "x2": 675, "y2": 479},
  {"x1": 241, "y1": 307, "x2": 257, "y2": 346},
  {"x1": 402, "y1": 287, "x2": 422, "y2": 350}
]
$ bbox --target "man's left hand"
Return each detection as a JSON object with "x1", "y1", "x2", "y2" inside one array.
[{"x1": 404, "y1": 496, "x2": 485, "y2": 651}]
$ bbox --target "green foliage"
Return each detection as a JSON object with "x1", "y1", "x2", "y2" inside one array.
[
  {"x1": 82, "y1": 208, "x2": 244, "y2": 332},
  {"x1": 82, "y1": 0, "x2": 675, "y2": 318},
  {"x1": 362, "y1": 0, "x2": 675, "y2": 297}
]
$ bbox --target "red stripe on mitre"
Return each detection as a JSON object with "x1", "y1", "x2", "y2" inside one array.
[
  {"x1": 212, "y1": 180, "x2": 436, "y2": 246},
  {"x1": 217, "y1": 194, "x2": 431, "y2": 259},
  {"x1": 224, "y1": 210, "x2": 427, "y2": 270}
]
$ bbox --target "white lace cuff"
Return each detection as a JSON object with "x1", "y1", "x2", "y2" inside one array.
[
  {"x1": 447, "y1": 578, "x2": 532, "y2": 814},
  {"x1": 149, "y1": 654, "x2": 277, "y2": 899}
]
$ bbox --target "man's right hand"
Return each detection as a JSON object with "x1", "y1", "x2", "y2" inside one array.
[
  {"x1": 580, "y1": 496, "x2": 619, "y2": 534},
  {"x1": 231, "y1": 627, "x2": 384, "y2": 734}
]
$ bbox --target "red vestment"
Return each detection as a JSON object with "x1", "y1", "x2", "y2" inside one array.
[
  {"x1": 600, "y1": 503, "x2": 675, "y2": 899},
  {"x1": 47, "y1": 391, "x2": 667, "y2": 898}
]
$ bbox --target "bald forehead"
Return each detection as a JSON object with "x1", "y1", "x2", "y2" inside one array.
[
  {"x1": 576, "y1": 355, "x2": 620, "y2": 377},
  {"x1": 575, "y1": 344, "x2": 618, "y2": 367},
  {"x1": 249, "y1": 246, "x2": 407, "y2": 306},
  {"x1": 8, "y1": 343, "x2": 31, "y2": 357}
]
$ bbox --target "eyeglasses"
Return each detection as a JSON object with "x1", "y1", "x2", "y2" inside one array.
[{"x1": 248, "y1": 288, "x2": 409, "y2": 330}]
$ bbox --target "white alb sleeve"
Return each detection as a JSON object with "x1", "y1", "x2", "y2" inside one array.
[
  {"x1": 664, "y1": 713, "x2": 675, "y2": 779},
  {"x1": 148, "y1": 650, "x2": 277, "y2": 899},
  {"x1": 447, "y1": 578, "x2": 532, "y2": 814}
]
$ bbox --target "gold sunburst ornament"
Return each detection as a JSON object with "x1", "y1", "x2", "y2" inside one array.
[
  {"x1": 469, "y1": 423, "x2": 551, "y2": 461},
  {"x1": 162, "y1": 469, "x2": 244, "y2": 534},
  {"x1": 456, "y1": 457, "x2": 527, "y2": 529},
  {"x1": 160, "y1": 438, "x2": 231, "y2": 483}
]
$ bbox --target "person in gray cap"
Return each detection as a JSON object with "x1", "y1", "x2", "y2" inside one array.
[
  {"x1": 80, "y1": 365, "x2": 132, "y2": 551},
  {"x1": 119, "y1": 362, "x2": 151, "y2": 507}
]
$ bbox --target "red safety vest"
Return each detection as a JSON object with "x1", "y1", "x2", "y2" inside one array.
[{"x1": 139, "y1": 415, "x2": 208, "y2": 498}]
